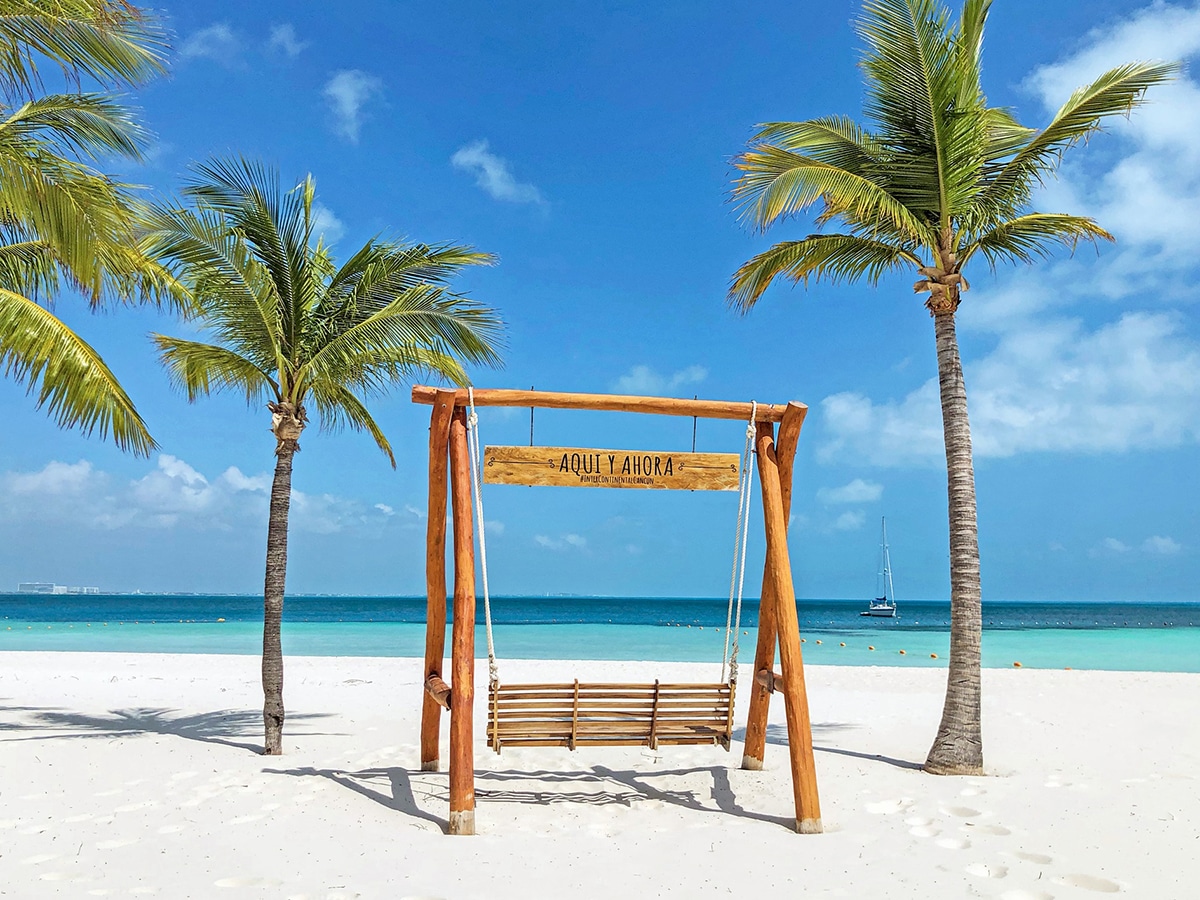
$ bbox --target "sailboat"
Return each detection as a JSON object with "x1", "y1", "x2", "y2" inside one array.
[{"x1": 861, "y1": 517, "x2": 897, "y2": 617}]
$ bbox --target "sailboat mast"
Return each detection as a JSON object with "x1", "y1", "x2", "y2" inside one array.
[{"x1": 881, "y1": 517, "x2": 896, "y2": 605}]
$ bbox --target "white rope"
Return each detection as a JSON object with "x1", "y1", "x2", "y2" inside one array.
[
  {"x1": 722, "y1": 402, "x2": 757, "y2": 685},
  {"x1": 465, "y1": 387, "x2": 498, "y2": 690}
]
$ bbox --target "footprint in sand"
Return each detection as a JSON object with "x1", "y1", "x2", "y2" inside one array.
[
  {"x1": 965, "y1": 862, "x2": 1008, "y2": 879},
  {"x1": 936, "y1": 837, "x2": 971, "y2": 849},
  {"x1": 999, "y1": 891, "x2": 1054, "y2": 900},
  {"x1": 64, "y1": 814, "x2": 93, "y2": 823},
  {"x1": 960, "y1": 787, "x2": 986, "y2": 797},
  {"x1": 1011, "y1": 851, "x2": 1053, "y2": 865},
  {"x1": 939, "y1": 805, "x2": 982, "y2": 818},
  {"x1": 1052, "y1": 874, "x2": 1121, "y2": 893},
  {"x1": 96, "y1": 838, "x2": 138, "y2": 849},
  {"x1": 21, "y1": 853, "x2": 58, "y2": 865},
  {"x1": 115, "y1": 800, "x2": 156, "y2": 813},
  {"x1": 214, "y1": 876, "x2": 284, "y2": 888},
  {"x1": 228, "y1": 814, "x2": 265, "y2": 825},
  {"x1": 972, "y1": 824, "x2": 1012, "y2": 836},
  {"x1": 157, "y1": 824, "x2": 186, "y2": 835},
  {"x1": 865, "y1": 798, "x2": 912, "y2": 814},
  {"x1": 86, "y1": 890, "x2": 113, "y2": 896},
  {"x1": 910, "y1": 825, "x2": 941, "y2": 837},
  {"x1": 906, "y1": 816, "x2": 933, "y2": 826}
]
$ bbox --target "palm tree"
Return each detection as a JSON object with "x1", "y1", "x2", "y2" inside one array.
[
  {"x1": 728, "y1": 0, "x2": 1176, "y2": 774},
  {"x1": 143, "y1": 158, "x2": 504, "y2": 754},
  {"x1": 0, "y1": 1, "x2": 177, "y2": 454}
]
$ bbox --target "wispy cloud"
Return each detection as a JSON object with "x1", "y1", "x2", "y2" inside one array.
[
  {"x1": 832, "y1": 511, "x2": 866, "y2": 532},
  {"x1": 1143, "y1": 535, "x2": 1181, "y2": 555},
  {"x1": 816, "y1": 478, "x2": 882, "y2": 505},
  {"x1": 323, "y1": 70, "x2": 383, "y2": 143},
  {"x1": 268, "y1": 23, "x2": 308, "y2": 58},
  {"x1": 311, "y1": 203, "x2": 345, "y2": 244},
  {"x1": 611, "y1": 364, "x2": 707, "y2": 396},
  {"x1": 451, "y1": 140, "x2": 545, "y2": 205},
  {"x1": 180, "y1": 23, "x2": 240, "y2": 64},
  {"x1": 0, "y1": 456, "x2": 400, "y2": 536},
  {"x1": 534, "y1": 533, "x2": 586, "y2": 551}
]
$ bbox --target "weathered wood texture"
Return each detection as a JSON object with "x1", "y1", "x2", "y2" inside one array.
[
  {"x1": 483, "y1": 445, "x2": 739, "y2": 491},
  {"x1": 488, "y1": 681, "x2": 734, "y2": 751},
  {"x1": 420, "y1": 391, "x2": 456, "y2": 772},
  {"x1": 756, "y1": 420, "x2": 822, "y2": 834},
  {"x1": 448, "y1": 408, "x2": 476, "y2": 836},
  {"x1": 412, "y1": 385, "x2": 801, "y2": 423},
  {"x1": 741, "y1": 402, "x2": 807, "y2": 770},
  {"x1": 424, "y1": 675, "x2": 452, "y2": 711}
]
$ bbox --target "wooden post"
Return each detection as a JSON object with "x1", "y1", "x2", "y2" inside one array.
[
  {"x1": 420, "y1": 391, "x2": 456, "y2": 771},
  {"x1": 756, "y1": 420, "x2": 822, "y2": 834},
  {"x1": 447, "y1": 406, "x2": 477, "y2": 836},
  {"x1": 742, "y1": 402, "x2": 807, "y2": 769}
]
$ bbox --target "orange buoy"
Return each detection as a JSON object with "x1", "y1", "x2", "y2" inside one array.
[
  {"x1": 815, "y1": 640, "x2": 822, "y2": 644},
  {"x1": 899, "y1": 649, "x2": 906, "y2": 655},
  {"x1": 1013, "y1": 661, "x2": 1022, "y2": 668},
  {"x1": 868, "y1": 645, "x2": 875, "y2": 651},
  {"x1": 930, "y1": 653, "x2": 938, "y2": 659},
  {"x1": 839, "y1": 642, "x2": 846, "y2": 647}
]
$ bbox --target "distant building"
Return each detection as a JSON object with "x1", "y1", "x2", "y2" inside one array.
[{"x1": 16, "y1": 583, "x2": 100, "y2": 595}]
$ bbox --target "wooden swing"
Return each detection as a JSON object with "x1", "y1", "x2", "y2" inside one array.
[
  {"x1": 470, "y1": 390, "x2": 757, "y2": 755},
  {"x1": 413, "y1": 386, "x2": 822, "y2": 836}
]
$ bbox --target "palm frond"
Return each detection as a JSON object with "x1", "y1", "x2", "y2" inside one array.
[
  {"x1": 732, "y1": 143, "x2": 928, "y2": 240},
  {"x1": 729, "y1": 234, "x2": 921, "y2": 311},
  {"x1": 306, "y1": 379, "x2": 395, "y2": 466},
  {"x1": 151, "y1": 334, "x2": 277, "y2": 405},
  {"x1": 982, "y1": 62, "x2": 1179, "y2": 206},
  {"x1": 0, "y1": 0, "x2": 168, "y2": 96},
  {"x1": 0, "y1": 285, "x2": 153, "y2": 453},
  {"x1": 0, "y1": 92, "x2": 145, "y2": 158},
  {"x1": 960, "y1": 213, "x2": 1113, "y2": 267}
]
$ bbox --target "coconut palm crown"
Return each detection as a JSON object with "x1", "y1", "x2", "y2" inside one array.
[
  {"x1": 0, "y1": 0, "x2": 177, "y2": 455},
  {"x1": 729, "y1": 0, "x2": 1177, "y2": 774},
  {"x1": 143, "y1": 157, "x2": 503, "y2": 754}
]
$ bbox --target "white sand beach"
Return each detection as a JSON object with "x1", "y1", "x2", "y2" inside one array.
[{"x1": 0, "y1": 652, "x2": 1196, "y2": 898}]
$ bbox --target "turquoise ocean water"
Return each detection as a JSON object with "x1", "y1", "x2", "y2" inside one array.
[{"x1": 1, "y1": 594, "x2": 1197, "y2": 672}]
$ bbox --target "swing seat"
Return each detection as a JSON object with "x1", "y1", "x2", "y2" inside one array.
[{"x1": 487, "y1": 680, "x2": 735, "y2": 752}]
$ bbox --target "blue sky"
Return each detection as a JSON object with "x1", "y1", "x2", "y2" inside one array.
[{"x1": 1, "y1": 0, "x2": 1197, "y2": 600}]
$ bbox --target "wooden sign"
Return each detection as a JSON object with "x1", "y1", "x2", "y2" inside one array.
[{"x1": 483, "y1": 446, "x2": 740, "y2": 491}]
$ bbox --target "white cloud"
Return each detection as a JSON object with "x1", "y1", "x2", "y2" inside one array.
[
  {"x1": 375, "y1": 503, "x2": 395, "y2": 516},
  {"x1": 816, "y1": 478, "x2": 883, "y2": 505},
  {"x1": 1091, "y1": 537, "x2": 1132, "y2": 557},
  {"x1": 612, "y1": 364, "x2": 708, "y2": 396},
  {"x1": 485, "y1": 520, "x2": 506, "y2": 536},
  {"x1": 6, "y1": 460, "x2": 94, "y2": 495},
  {"x1": 534, "y1": 533, "x2": 586, "y2": 550},
  {"x1": 180, "y1": 24, "x2": 239, "y2": 63},
  {"x1": 1143, "y1": 535, "x2": 1182, "y2": 555},
  {"x1": 0, "y1": 456, "x2": 394, "y2": 535},
  {"x1": 268, "y1": 23, "x2": 308, "y2": 58},
  {"x1": 822, "y1": 310, "x2": 1200, "y2": 465},
  {"x1": 312, "y1": 203, "x2": 345, "y2": 244},
  {"x1": 451, "y1": 140, "x2": 545, "y2": 205},
  {"x1": 832, "y1": 511, "x2": 866, "y2": 532},
  {"x1": 818, "y1": 6, "x2": 1200, "y2": 468},
  {"x1": 323, "y1": 70, "x2": 383, "y2": 143}
]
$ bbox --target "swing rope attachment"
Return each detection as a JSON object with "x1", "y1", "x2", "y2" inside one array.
[
  {"x1": 466, "y1": 387, "x2": 499, "y2": 691},
  {"x1": 722, "y1": 401, "x2": 757, "y2": 687}
]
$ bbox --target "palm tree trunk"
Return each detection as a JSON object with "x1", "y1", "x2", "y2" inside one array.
[
  {"x1": 262, "y1": 439, "x2": 296, "y2": 756},
  {"x1": 924, "y1": 308, "x2": 984, "y2": 775}
]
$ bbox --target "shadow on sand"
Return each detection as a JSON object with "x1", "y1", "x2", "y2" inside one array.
[{"x1": 0, "y1": 704, "x2": 335, "y2": 754}]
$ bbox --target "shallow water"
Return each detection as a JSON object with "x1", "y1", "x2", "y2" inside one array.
[{"x1": 1, "y1": 594, "x2": 1197, "y2": 671}]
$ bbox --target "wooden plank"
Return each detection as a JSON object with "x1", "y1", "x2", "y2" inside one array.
[
  {"x1": 448, "y1": 408, "x2": 476, "y2": 837},
  {"x1": 756, "y1": 420, "x2": 822, "y2": 834},
  {"x1": 420, "y1": 390, "x2": 456, "y2": 772},
  {"x1": 483, "y1": 445, "x2": 739, "y2": 491},
  {"x1": 412, "y1": 385, "x2": 799, "y2": 423},
  {"x1": 742, "y1": 401, "x2": 806, "y2": 771}
]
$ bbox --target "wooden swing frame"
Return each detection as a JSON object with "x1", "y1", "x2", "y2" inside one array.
[{"x1": 413, "y1": 385, "x2": 822, "y2": 836}]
